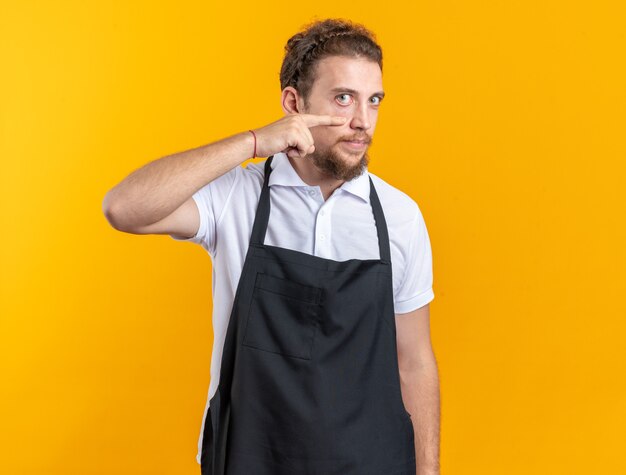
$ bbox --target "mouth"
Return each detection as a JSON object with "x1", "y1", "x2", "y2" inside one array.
[{"x1": 342, "y1": 140, "x2": 368, "y2": 150}]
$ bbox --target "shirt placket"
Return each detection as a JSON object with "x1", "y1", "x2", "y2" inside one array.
[{"x1": 306, "y1": 186, "x2": 334, "y2": 259}]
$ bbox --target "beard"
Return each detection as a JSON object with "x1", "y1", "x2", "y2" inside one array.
[{"x1": 308, "y1": 141, "x2": 371, "y2": 182}]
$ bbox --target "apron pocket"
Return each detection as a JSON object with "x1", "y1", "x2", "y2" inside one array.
[{"x1": 242, "y1": 273, "x2": 321, "y2": 360}]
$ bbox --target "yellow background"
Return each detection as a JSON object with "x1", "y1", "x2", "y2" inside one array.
[{"x1": 1, "y1": 1, "x2": 625, "y2": 474}]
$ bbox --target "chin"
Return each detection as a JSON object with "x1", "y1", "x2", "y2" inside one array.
[{"x1": 342, "y1": 149, "x2": 368, "y2": 162}]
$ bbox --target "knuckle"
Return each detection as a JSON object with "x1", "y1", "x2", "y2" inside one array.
[{"x1": 291, "y1": 125, "x2": 302, "y2": 137}]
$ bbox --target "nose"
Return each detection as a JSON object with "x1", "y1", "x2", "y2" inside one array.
[{"x1": 349, "y1": 101, "x2": 371, "y2": 132}]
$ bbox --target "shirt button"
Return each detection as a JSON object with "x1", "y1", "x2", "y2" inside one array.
[
  {"x1": 319, "y1": 234, "x2": 325, "y2": 240},
  {"x1": 309, "y1": 190, "x2": 316, "y2": 196},
  {"x1": 320, "y1": 210, "x2": 325, "y2": 216}
]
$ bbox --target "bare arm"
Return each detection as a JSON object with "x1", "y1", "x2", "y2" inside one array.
[
  {"x1": 396, "y1": 303, "x2": 441, "y2": 475},
  {"x1": 102, "y1": 113, "x2": 348, "y2": 238},
  {"x1": 102, "y1": 131, "x2": 254, "y2": 236}
]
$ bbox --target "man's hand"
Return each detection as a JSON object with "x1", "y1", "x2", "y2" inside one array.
[{"x1": 252, "y1": 113, "x2": 347, "y2": 159}]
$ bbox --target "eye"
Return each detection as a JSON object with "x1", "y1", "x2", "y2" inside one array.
[
  {"x1": 335, "y1": 93, "x2": 353, "y2": 105},
  {"x1": 371, "y1": 96, "x2": 383, "y2": 106}
]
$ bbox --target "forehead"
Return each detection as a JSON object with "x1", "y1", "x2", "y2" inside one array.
[{"x1": 311, "y1": 55, "x2": 383, "y2": 94}]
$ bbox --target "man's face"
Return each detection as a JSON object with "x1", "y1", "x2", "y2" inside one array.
[{"x1": 297, "y1": 55, "x2": 384, "y2": 182}]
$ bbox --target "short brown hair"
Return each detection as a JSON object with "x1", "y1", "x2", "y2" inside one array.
[{"x1": 279, "y1": 18, "x2": 383, "y2": 109}]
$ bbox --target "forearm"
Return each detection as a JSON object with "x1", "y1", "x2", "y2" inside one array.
[
  {"x1": 103, "y1": 130, "x2": 254, "y2": 231},
  {"x1": 400, "y1": 358, "x2": 441, "y2": 475}
]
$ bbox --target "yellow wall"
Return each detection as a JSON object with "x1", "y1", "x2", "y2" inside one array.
[{"x1": 1, "y1": 1, "x2": 624, "y2": 474}]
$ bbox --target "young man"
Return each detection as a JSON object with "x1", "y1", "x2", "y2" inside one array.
[{"x1": 103, "y1": 18, "x2": 440, "y2": 475}]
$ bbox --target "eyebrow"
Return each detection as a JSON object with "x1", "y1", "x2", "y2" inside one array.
[{"x1": 330, "y1": 87, "x2": 385, "y2": 99}]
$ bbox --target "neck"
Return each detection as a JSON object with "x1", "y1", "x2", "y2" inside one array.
[{"x1": 288, "y1": 155, "x2": 345, "y2": 200}]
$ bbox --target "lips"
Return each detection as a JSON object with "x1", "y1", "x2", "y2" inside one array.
[{"x1": 342, "y1": 140, "x2": 368, "y2": 150}]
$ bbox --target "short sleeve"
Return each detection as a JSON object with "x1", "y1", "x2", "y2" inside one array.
[
  {"x1": 170, "y1": 166, "x2": 240, "y2": 255},
  {"x1": 394, "y1": 208, "x2": 435, "y2": 314}
]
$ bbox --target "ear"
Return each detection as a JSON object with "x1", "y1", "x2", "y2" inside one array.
[{"x1": 281, "y1": 86, "x2": 305, "y2": 114}]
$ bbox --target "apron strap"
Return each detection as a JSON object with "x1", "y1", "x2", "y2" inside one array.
[
  {"x1": 368, "y1": 174, "x2": 392, "y2": 264},
  {"x1": 248, "y1": 155, "x2": 274, "y2": 248},
  {"x1": 250, "y1": 155, "x2": 392, "y2": 264}
]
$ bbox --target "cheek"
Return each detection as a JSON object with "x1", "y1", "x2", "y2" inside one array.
[
  {"x1": 370, "y1": 114, "x2": 378, "y2": 130},
  {"x1": 311, "y1": 129, "x2": 341, "y2": 147},
  {"x1": 334, "y1": 106, "x2": 352, "y2": 118},
  {"x1": 310, "y1": 129, "x2": 328, "y2": 145}
]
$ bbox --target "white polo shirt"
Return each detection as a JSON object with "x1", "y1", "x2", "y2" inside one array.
[{"x1": 171, "y1": 152, "x2": 434, "y2": 464}]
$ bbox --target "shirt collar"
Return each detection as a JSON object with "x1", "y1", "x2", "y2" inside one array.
[{"x1": 268, "y1": 152, "x2": 370, "y2": 203}]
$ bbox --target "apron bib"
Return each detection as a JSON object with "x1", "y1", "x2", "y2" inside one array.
[{"x1": 201, "y1": 155, "x2": 415, "y2": 475}]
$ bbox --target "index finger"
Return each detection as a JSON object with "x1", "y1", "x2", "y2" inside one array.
[{"x1": 301, "y1": 114, "x2": 348, "y2": 128}]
